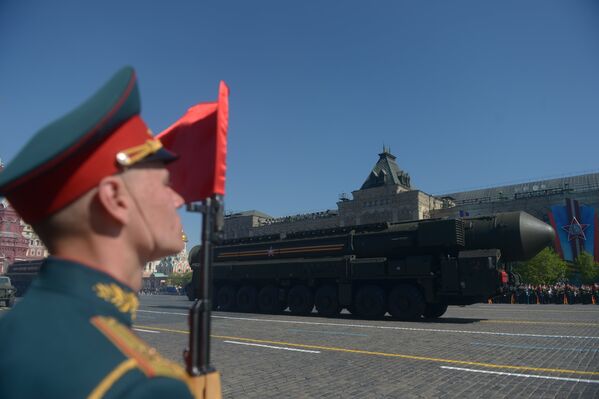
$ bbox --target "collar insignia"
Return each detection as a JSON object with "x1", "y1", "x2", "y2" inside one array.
[{"x1": 93, "y1": 283, "x2": 139, "y2": 320}]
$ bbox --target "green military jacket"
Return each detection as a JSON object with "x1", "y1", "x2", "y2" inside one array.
[{"x1": 0, "y1": 257, "x2": 196, "y2": 399}]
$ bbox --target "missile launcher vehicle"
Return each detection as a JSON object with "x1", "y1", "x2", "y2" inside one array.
[{"x1": 187, "y1": 211, "x2": 554, "y2": 320}]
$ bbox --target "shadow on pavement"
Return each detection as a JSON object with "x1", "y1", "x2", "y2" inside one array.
[{"x1": 142, "y1": 301, "x2": 485, "y2": 324}]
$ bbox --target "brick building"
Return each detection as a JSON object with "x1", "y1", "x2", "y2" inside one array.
[
  {"x1": 0, "y1": 158, "x2": 48, "y2": 273},
  {"x1": 0, "y1": 198, "x2": 32, "y2": 274}
]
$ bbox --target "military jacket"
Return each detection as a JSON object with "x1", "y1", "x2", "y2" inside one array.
[{"x1": 0, "y1": 257, "x2": 196, "y2": 399}]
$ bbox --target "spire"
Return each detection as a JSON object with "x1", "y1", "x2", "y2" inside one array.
[
  {"x1": 379, "y1": 145, "x2": 396, "y2": 161},
  {"x1": 382, "y1": 144, "x2": 392, "y2": 155}
]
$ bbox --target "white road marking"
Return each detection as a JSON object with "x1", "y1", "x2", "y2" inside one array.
[
  {"x1": 136, "y1": 309, "x2": 599, "y2": 340},
  {"x1": 441, "y1": 366, "x2": 599, "y2": 384},
  {"x1": 133, "y1": 328, "x2": 160, "y2": 334},
  {"x1": 223, "y1": 340, "x2": 321, "y2": 353}
]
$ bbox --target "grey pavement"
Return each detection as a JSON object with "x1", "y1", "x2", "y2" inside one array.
[{"x1": 132, "y1": 296, "x2": 599, "y2": 399}]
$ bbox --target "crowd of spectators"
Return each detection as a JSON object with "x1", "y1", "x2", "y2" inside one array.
[
  {"x1": 259, "y1": 210, "x2": 338, "y2": 226},
  {"x1": 490, "y1": 283, "x2": 599, "y2": 305}
]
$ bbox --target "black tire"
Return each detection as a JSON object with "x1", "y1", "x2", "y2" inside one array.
[
  {"x1": 354, "y1": 285, "x2": 386, "y2": 319},
  {"x1": 258, "y1": 285, "x2": 285, "y2": 314},
  {"x1": 287, "y1": 285, "x2": 314, "y2": 315},
  {"x1": 7, "y1": 297, "x2": 14, "y2": 308},
  {"x1": 423, "y1": 302, "x2": 448, "y2": 319},
  {"x1": 217, "y1": 285, "x2": 237, "y2": 311},
  {"x1": 388, "y1": 284, "x2": 425, "y2": 320},
  {"x1": 185, "y1": 283, "x2": 195, "y2": 301},
  {"x1": 315, "y1": 285, "x2": 341, "y2": 317},
  {"x1": 346, "y1": 304, "x2": 356, "y2": 315},
  {"x1": 236, "y1": 285, "x2": 258, "y2": 313}
]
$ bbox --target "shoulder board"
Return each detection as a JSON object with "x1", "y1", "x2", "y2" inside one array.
[{"x1": 90, "y1": 316, "x2": 191, "y2": 382}]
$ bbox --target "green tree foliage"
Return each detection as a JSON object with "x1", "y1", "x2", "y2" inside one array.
[
  {"x1": 167, "y1": 271, "x2": 193, "y2": 287},
  {"x1": 574, "y1": 251, "x2": 599, "y2": 284},
  {"x1": 513, "y1": 247, "x2": 568, "y2": 285}
]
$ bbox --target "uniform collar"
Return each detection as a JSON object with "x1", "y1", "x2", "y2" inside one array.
[{"x1": 32, "y1": 256, "x2": 139, "y2": 326}]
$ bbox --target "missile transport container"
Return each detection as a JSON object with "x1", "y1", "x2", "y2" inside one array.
[{"x1": 187, "y1": 211, "x2": 554, "y2": 320}]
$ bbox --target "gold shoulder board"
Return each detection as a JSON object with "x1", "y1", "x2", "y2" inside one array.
[{"x1": 90, "y1": 316, "x2": 190, "y2": 380}]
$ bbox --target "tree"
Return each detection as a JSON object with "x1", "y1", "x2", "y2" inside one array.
[
  {"x1": 513, "y1": 247, "x2": 568, "y2": 285},
  {"x1": 574, "y1": 251, "x2": 599, "y2": 284},
  {"x1": 167, "y1": 271, "x2": 193, "y2": 287}
]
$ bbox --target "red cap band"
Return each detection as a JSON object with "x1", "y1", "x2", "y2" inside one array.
[{"x1": 6, "y1": 116, "x2": 152, "y2": 224}]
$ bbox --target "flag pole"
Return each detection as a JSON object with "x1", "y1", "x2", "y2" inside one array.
[{"x1": 185, "y1": 194, "x2": 224, "y2": 375}]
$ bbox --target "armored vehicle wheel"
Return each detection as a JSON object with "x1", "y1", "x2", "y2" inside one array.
[
  {"x1": 288, "y1": 285, "x2": 314, "y2": 315},
  {"x1": 217, "y1": 285, "x2": 237, "y2": 311},
  {"x1": 185, "y1": 283, "x2": 195, "y2": 301},
  {"x1": 315, "y1": 285, "x2": 341, "y2": 317},
  {"x1": 423, "y1": 302, "x2": 448, "y2": 318},
  {"x1": 258, "y1": 285, "x2": 285, "y2": 314},
  {"x1": 236, "y1": 285, "x2": 258, "y2": 313},
  {"x1": 7, "y1": 297, "x2": 14, "y2": 308},
  {"x1": 354, "y1": 285, "x2": 386, "y2": 319},
  {"x1": 388, "y1": 284, "x2": 425, "y2": 320}
]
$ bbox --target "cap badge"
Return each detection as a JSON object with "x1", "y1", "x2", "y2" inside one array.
[{"x1": 116, "y1": 139, "x2": 163, "y2": 167}]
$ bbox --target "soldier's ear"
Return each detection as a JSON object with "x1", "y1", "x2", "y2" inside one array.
[{"x1": 96, "y1": 175, "x2": 131, "y2": 225}]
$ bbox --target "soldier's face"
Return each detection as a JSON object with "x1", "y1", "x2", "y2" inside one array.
[{"x1": 123, "y1": 165, "x2": 185, "y2": 261}]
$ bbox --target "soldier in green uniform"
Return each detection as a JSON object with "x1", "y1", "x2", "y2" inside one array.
[{"x1": 0, "y1": 67, "x2": 218, "y2": 398}]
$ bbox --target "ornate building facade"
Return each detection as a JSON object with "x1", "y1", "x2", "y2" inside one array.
[
  {"x1": 0, "y1": 198, "x2": 32, "y2": 274},
  {"x1": 142, "y1": 233, "x2": 191, "y2": 288},
  {"x1": 0, "y1": 158, "x2": 48, "y2": 273}
]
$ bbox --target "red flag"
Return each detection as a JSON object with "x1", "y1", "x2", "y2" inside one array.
[{"x1": 157, "y1": 81, "x2": 229, "y2": 203}]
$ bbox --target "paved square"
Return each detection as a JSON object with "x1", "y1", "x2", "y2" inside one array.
[{"x1": 133, "y1": 296, "x2": 599, "y2": 398}]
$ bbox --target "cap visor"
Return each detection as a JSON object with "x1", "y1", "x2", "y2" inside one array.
[{"x1": 138, "y1": 147, "x2": 178, "y2": 165}]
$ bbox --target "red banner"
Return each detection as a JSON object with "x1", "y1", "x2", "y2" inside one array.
[{"x1": 157, "y1": 81, "x2": 229, "y2": 203}]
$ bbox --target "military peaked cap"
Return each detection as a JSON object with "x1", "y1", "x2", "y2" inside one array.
[{"x1": 0, "y1": 67, "x2": 176, "y2": 224}]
